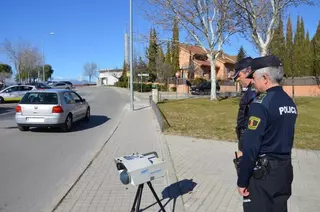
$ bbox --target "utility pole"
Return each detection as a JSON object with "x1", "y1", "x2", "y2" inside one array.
[
  {"x1": 129, "y1": 0, "x2": 134, "y2": 111},
  {"x1": 42, "y1": 39, "x2": 45, "y2": 82},
  {"x1": 42, "y1": 32, "x2": 55, "y2": 82}
]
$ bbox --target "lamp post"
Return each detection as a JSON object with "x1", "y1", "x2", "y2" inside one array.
[
  {"x1": 129, "y1": 0, "x2": 134, "y2": 111},
  {"x1": 175, "y1": 72, "x2": 180, "y2": 99},
  {"x1": 42, "y1": 32, "x2": 55, "y2": 82}
]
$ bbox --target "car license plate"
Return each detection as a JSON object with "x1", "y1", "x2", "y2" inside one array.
[{"x1": 27, "y1": 118, "x2": 45, "y2": 123}]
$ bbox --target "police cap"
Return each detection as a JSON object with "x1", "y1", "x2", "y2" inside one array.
[
  {"x1": 232, "y1": 57, "x2": 253, "y2": 80},
  {"x1": 247, "y1": 55, "x2": 282, "y2": 78}
]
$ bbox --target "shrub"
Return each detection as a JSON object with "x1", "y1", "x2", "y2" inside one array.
[
  {"x1": 133, "y1": 83, "x2": 152, "y2": 92},
  {"x1": 158, "y1": 84, "x2": 168, "y2": 91},
  {"x1": 114, "y1": 81, "x2": 127, "y2": 88},
  {"x1": 170, "y1": 87, "x2": 177, "y2": 92},
  {"x1": 190, "y1": 77, "x2": 207, "y2": 85}
]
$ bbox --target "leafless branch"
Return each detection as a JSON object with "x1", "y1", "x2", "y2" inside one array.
[
  {"x1": 232, "y1": 0, "x2": 314, "y2": 56},
  {"x1": 83, "y1": 62, "x2": 98, "y2": 83},
  {"x1": 139, "y1": 0, "x2": 241, "y2": 99}
]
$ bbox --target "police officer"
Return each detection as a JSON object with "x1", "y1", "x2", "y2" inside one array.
[
  {"x1": 233, "y1": 57, "x2": 257, "y2": 155},
  {"x1": 237, "y1": 55, "x2": 297, "y2": 212}
]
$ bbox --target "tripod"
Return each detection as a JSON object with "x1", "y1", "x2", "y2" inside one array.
[{"x1": 131, "y1": 181, "x2": 166, "y2": 212}]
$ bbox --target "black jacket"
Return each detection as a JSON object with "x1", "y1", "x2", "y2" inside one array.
[{"x1": 236, "y1": 83, "x2": 257, "y2": 130}]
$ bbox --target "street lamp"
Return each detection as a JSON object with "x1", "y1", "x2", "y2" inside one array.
[
  {"x1": 129, "y1": 0, "x2": 134, "y2": 111},
  {"x1": 175, "y1": 71, "x2": 180, "y2": 99},
  {"x1": 42, "y1": 32, "x2": 55, "y2": 82}
]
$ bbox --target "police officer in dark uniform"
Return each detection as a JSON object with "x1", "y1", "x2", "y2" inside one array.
[
  {"x1": 233, "y1": 57, "x2": 257, "y2": 156},
  {"x1": 237, "y1": 55, "x2": 298, "y2": 212}
]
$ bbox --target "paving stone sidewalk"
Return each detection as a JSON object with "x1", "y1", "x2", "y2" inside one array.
[
  {"x1": 53, "y1": 99, "x2": 184, "y2": 212},
  {"x1": 164, "y1": 135, "x2": 320, "y2": 212},
  {"x1": 53, "y1": 87, "x2": 320, "y2": 212}
]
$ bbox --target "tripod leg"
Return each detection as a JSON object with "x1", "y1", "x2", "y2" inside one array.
[
  {"x1": 135, "y1": 184, "x2": 144, "y2": 212},
  {"x1": 147, "y1": 181, "x2": 166, "y2": 212},
  {"x1": 131, "y1": 184, "x2": 143, "y2": 212}
]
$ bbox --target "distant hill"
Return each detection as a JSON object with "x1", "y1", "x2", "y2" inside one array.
[{"x1": 68, "y1": 80, "x2": 96, "y2": 85}]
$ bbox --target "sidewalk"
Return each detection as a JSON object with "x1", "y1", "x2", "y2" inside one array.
[
  {"x1": 54, "y1": 87, "x2": 320, "y2": 212},
  {"x1": 164, "y1": 135, "x2": 320, "y2": 212},
  {"x1": 53, "y1": 97, "x2": 184, "y2": 212}
]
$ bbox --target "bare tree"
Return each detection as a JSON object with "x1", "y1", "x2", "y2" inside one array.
[
  {"x1": 140, "y1": 0, "x2": 240, "y2": 100},
  {"x1": 83, "y1": 62, "x2": 98, "y2": 83},
  {"x1": 20, "y1": 47, "x2": 42, "y2": 82},
  {"x1": 232, "y1": 0, "x2": 314, "y2": 56},
  {"x1": 2, "y1": 40, "x2": 43, "y2": 82}
]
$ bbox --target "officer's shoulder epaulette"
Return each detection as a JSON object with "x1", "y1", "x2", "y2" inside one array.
[{"x1": 253, "y1": 92, "x2": 267, "y2": 103}]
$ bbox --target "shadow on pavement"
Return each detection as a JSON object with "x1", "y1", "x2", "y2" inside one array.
[
  {"x1": 134, "y1": 105, "x2": 150, "y2": 111},
  {"x1": 21, "y1": 115, "x2": 110, "y2": 133},
  {"x1": 0, "y1": 107, "x2": 14, "y2": 115},
  {"x1": 140, "y1": 179, "x2": 197, "y2": 212}
]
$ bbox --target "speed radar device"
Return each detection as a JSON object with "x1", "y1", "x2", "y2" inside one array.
[{"x1": 114, "y1": 151, "x2": 167, "y2": 212}]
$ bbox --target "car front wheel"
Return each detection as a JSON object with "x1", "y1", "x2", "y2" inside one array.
[
  {"x1": 0, "y1": 97, "x2": 4, "y2": 104},
  {"x1": 84, "y1": 108, "x2": 90, "y2": 122}
]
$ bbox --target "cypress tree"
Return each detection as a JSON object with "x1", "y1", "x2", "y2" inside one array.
[
  {"x1": 171, "y1": 17, "x2": 180, "y2": 76},
  {"x1": 237, "y1": 46, "x2": 246, "y2": 61},
  {"x1": 269, "y1": 17, "x2": 286, "y2": 64},
  {"x1": 311, "y1": 21, "x2": 320, "y2": 81},
  {"x1": 147, "y1": 27, "x2": 158, "y2": 82},
  {"x1": 158, "y1": 45, "x2": 165, "y2": 63},
  {"x1": 293, "y1": 16, "x2": 303, "y2": 78},
  {"x1": 165, "y1": 41, "x2": 172, "y2": 65},
  {"x1": 304, "y1": 31, "x2": 312, "y2": 76},
  {"x1": 285, "y1": 16, "x2": 293, "y2": 77}
]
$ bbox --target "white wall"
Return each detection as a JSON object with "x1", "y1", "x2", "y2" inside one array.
[{"x1": 98, "y1": 71, "x2": 122, "y2": 86}]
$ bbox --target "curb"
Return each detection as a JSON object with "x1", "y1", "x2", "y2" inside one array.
[
  {"x1": 49, "y1": 102, "x2": 129, "y2": 212},
  {"x1": 112, "y1": 86, "x2": 185, "y2": 211},
  {"x1": 151, "y1": 106, "x2": 186, "y2": 212}
]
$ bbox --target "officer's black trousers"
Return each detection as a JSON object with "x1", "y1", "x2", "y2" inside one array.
[{"x1": 243, "y1": 159, "x2": 293, "y2": 212}]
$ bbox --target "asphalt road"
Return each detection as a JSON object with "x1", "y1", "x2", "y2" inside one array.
[{"x1": 0, "y1": 87, "x2": 129, "y2": 212}]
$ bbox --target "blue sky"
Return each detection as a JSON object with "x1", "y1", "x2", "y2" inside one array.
[{"x1": 0, "y1": 0, "x2": 319, "y2": 81}]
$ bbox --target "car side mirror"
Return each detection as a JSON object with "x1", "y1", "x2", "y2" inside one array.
[{"x1": 82, "y1": 98, "x2": 86, "y2": 102}]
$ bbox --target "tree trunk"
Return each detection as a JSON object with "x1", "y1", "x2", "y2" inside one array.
[
  {"x1": 260, "y1": 45, "x2": 268, "y2": 56},
  {"x1": 209, "y1": 52, "x2": 217, "y2": 100},
  {"x1": 291, "y1": 76, "x2": 295, "y2": 101}
]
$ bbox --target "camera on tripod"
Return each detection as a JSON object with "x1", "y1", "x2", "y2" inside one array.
[
  {"x1": 114, "y1": 151, "x2": 167, "y2": 212},
  {"x1": 114, "y1": 151, "x2": 166, "y2": 186}
]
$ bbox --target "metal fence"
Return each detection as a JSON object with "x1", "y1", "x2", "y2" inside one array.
[{"x1": 281, "y1": 76, "x2": 320, "y2": 86}]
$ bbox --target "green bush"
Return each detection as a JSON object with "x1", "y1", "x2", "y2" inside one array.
[
  {"x1": 133, "y1": 83, "x2": 152, "y2": 92},
  {"x1": 190, "y1": 77, "x2": 207, "y2": 85},
  {"x1": 158, "y1": 84, "x2": 168, "y2": 91},
  {"x1": 170, "y1": 87, "x2": 177, "y2": 92},
  {"x1": 114, "y1": 81, "x2": 128, "y2": 88},
  {"x1": 115, "y1": 82, "x2": 159, "y2": 92}
]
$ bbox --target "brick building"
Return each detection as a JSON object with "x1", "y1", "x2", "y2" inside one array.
[{"x1": 178, "y1": 44, "x2": 237, "y2": 81}]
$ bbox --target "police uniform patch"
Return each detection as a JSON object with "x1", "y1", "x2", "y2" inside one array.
[
  {"x1": 253, "y1": 93, "x2": 266, "y2": 103},
  {"x1": 248, "y1": 116, "x2": 261, "y2": 130}
]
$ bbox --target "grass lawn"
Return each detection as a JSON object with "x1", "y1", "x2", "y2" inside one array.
[{"x1": 158, "y1": 97, "x2": 320, "y2": 150}]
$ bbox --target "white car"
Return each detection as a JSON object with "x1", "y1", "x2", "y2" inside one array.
[
  {"x1": 0, "y1": 85, "x2": 36, "y2": 104},
  {"x1": 15, "y1": 89, "x2": 90, "y2": 132}
]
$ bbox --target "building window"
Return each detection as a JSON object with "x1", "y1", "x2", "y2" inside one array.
[{"x1": 193, "y1": 54, "x2": 208, "y2": 61}]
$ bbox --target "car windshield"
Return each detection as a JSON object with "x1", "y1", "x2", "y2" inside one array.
[{"x1": 20, "y1": 92, "x2": 58, "y2": 104}]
